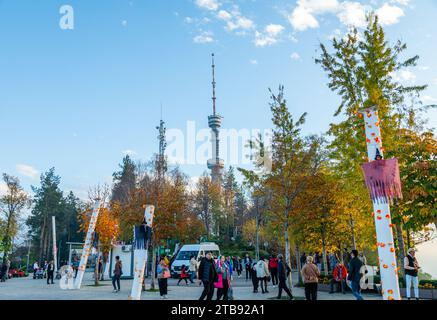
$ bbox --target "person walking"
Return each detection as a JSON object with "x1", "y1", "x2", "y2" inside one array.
[
  {"x1": 177, "y1": 265, "x2": 189, "y2": 286},
  {"x1": 404, "y1": 248, "x2": 420, "y2": 300},
  {"x1": 0, "y1": 261, "x2": 7, "y2": 282},
  {"x1": 329, "y1": 252, "x2": 338, "y2": 272},
  {"x1": 32, "y1": 261, "x2": 39, "y2": 279},
  {"x1": 237, "y1": 257, "x2": 243, "y2": 277},
  {"x1": 277, "y1": 254, "x2": 294, "y2": 300},
  {"x1": 347, "y1": 250, "x2": 364, "y2": 300},
  {"x1": 189, "y1": 255, "x2": 197, "y2": 284},
  {"x1": 157, "y1": 257, "x2": 170, "y2": 299},
  {"x1": 251, "y1": 261, "x2": 259, "y2": 293},
  {"x1": 43, "y1": 260, "x2": 48, "y2": 279},
  {"x1": 314, "y1": 253, "x2": 321, "y2": 273},
  {"x1": 256, "y1": 257, "x2": 270, "y2": 294},
  {"x1": 47, "y1": 260, "x2": 55, "y2": 285},
  {"x1": 300, "y1": 253, "x2": 307, "y2": 269},
  {"x1": 215, "y1": 256, "x2": 230, "y2": 300},
  {"x1": 198, "y1": 252, "x2": 218, "y2": 301},
  {"x1": 301, "y1": 256, "x2": 320, "y2": 301},
  {"x1": 244, "y1": 254, "x2": 252, "y2": 281},
  {"x1": 112, "y1": 256, "x2": 122, "y2": 293},
  {"x1": 330, "y1": 262, "x2": 347, "y2": 294},
  {"x1": 232, "y1": 256, "x2": 241, "y2": 278},
  {"x1": 269, "y1": 254, "x2": 278, "y2": 287}
]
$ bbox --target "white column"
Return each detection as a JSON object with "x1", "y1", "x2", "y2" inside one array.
[
  {"x1": 73, "y1": 200, "x2": 101, "y2": 290},
  {"x1": 362, "y1": 108, "x2": 401, "y2": 301},
  {"x1": 129, "y1": 205, "x2": 155, "y2": 300},
  {"x1": 52, "y1": 216, "x2": 58, "y2": 273}
]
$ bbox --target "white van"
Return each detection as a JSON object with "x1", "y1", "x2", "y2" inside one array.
[{"x1": 170, "y1": 242, "x2": 220, "y2": 278}]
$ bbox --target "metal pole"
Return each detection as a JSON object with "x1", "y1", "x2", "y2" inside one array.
[{"x1": 362, "y1": 108, "x2": 401, "y2": 300}]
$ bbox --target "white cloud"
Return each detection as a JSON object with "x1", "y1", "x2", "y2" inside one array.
[
  {"x1": 422, "y1": 95, "x2": 436, "y2": 103},
  {"x1": 195, "y1": 0, "x2": 220, "y2": 11},
  {"x1": 185, "y1": 17, "x2": 194, "y2": 24},
  {"x1": 254, "y1": 24, "x2": 284, "y2": 47},
  {"x1": 222, "y1": 7, "x2": 255, "y2": 33},
  {"x1": 249, "y1": 59, "x2": 258, "y2": 65},
  {"x1": 289, "y1": 0, "x2": 408, "y2": 32},
  {"x1": 289, "y1": 5, "x2": 319, "y2": 31},
  {"x1": 376, "y1": 4, "x2": 405, "y2": 26},
  {"x1": 122, "y1": 150, "x2": 137, "y2": 157},
  {"x1": 217, "y1": 10, "x2": 232, "y2": 21},
  {"x1": 0, "y1": 182, "x2": 7, "y2": 196},
  {"x1": 337, "y1": 2, "x2": 367, "y2": 28},
  {"x1": 16, "y1": 164, "x2": 39, "y2": 179},
  {"x1": 193, "y1": 31, "x2": 214, "y2": 44},
  {"x1": 393, "y1": 70, "x2": 416, "y2": 84},
  {"x1": 291, "y1": 52, "x2": 301, "y2": 60}
]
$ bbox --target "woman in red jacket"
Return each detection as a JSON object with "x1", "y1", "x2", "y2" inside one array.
[
  {"x1": 330, "y1": 263, "x2": 347, "y2": 294},
  {"x1": 268, "y1": 255, "x2": 278, "y2": 286},
  {"x1": 177, "y1": 265, "x2": 189, "y2": 286}
]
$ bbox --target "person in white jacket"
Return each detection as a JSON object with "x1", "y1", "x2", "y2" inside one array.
[{"x1": 256, "y1": 257, "x2": 270, "y2": 294}]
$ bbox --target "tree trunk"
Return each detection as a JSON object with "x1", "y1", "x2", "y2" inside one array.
[
  {"x1": 350, "y1": 213, "x2": 357, "y2": 250},
  {"x1": 2, "y1": 212, "x2": 13, "y2": 262},
  {"x1": 321, "y1": 229, "x2": 329, "y2": 277},
  {"x1": 255, "y1": 198, "x2": 260, "y2": 261},
  {"x1": 406, "y1": 228, "x2": 412, "y2": 249},
  {"x1": 150, "y1": 247, "x2": 157, "y2": 290},
  {"x1": 38, "y1": 216, "x2": 47, "y2": 264},
  {"x1": 94, "y1": 253, "x2": 99, "y2": 286},
  {"x1": 295, "y1": 243, "x2": 302, "y2": 284},
  {"x1": 395, "y1": 224, "x2": 406, "y2": 280},
  {"x1": 283, "y1": 217, "x2": 293, "y2": 290},
  {"x1": 434, "y1": 216, "x2": 437, "y2": 231}
]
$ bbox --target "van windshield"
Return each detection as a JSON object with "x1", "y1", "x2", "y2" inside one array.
[{"x1": 176, "y1": 251, "x2": 199, "y2": 261}]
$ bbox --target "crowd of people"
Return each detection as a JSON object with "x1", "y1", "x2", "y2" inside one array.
[
  {"x1": 2, "y1": 246, "x2": 422, "y2": 301},
  {"x1": 299, "y1": 248, "x2": 421, "y2": 301}
]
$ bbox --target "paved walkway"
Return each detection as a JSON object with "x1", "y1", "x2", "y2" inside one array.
[{"x1": 0, "y1": 272, "x2": 382, "y2": 301}]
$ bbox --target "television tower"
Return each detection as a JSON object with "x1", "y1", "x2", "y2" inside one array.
[{"x1": 207, "y1": 53, "x2": 224, "y2": 184}]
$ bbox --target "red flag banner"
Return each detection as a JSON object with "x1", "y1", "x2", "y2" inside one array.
[{"x1": 361, "y1": 158, "x2": 403, "y2": 204}]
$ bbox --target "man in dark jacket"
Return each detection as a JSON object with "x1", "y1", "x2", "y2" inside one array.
[
  {"x1": 347, "y1": 250, "x2": 364, "y2": 300},
  {"x1": 244, "y1": 254, "x2": 252, "y2": 281},
  {"x1": 198, "y1": 252, "x2": 218, "y2": 301},
  {"x1": 277, "y1": 254, "x2": 293, "y2": 300},
  {"x1": 47, "y1": 260, "x2": 55, "y2": 284}
]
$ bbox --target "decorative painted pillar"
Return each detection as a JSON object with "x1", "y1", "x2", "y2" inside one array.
[
  {"x1": 73, "y1": 200, "x2": 101, "y2": 290},
  {"x1": 129, "y1": 205, "x2": 155, "y2": 300},
  {"x1": 52, "y1": 216, "x2": 58, "y2": 273},
  {"x1": 361, "y1": 108, "x2": 401, "y2": 301}
]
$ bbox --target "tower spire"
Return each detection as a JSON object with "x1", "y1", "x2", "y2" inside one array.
[
  {"x1": 207, "y1": 53, "x2": 224, "y2": 185},
  {"x1": 212, "y1": 53, "x2": 217, "y2": 116}
]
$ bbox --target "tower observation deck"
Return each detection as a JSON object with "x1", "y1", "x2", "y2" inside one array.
[{"x1": 208, "y1": 53, "x2": 224, "y2": 184}]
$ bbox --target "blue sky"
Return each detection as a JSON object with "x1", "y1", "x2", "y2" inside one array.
[{"x1": 0, "y1": 1, "x2": 436, "y2": 274}]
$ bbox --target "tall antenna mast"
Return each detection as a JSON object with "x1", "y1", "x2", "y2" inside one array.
[{"x1": 212, "y1": 53, "x2": 217, "y2": 116}]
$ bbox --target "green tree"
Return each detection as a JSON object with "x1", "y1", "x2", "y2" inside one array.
[
  {"x1": 0, "y1": 174, "x2": 30, "y2": 262},
  {"x1": 27, "y1": 168, "x2": 65, "y2": 263},
  {"x1": 111, "y1": 155, "x2": 137, "y2": 205}
]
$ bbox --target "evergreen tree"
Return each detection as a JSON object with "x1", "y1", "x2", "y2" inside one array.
[{"x1": 111, "y1": 155, "x2": 137, "y2": 205}]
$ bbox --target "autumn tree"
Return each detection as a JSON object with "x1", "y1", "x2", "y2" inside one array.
[
  {"x1": 0, "y1": 174, "x2": 30, "y2": 262},
  {"x1": 265, "y1": 86, "x2": 325, "y2": 287},
  {"x1": 316, "y1": 14, "x2": 434, "y2": 275}
]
